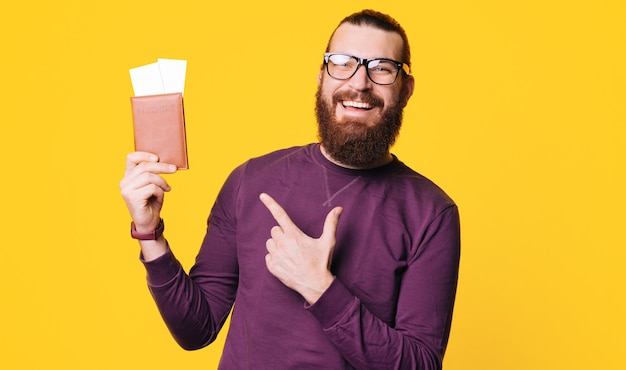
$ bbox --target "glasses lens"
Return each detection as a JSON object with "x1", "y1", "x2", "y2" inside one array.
[
  {"x1": 327, "y1": 54, "x2": 357, "y2": 79},
  {"x1": 367, "y1": 59, "x2": 399, "y2": 85}
]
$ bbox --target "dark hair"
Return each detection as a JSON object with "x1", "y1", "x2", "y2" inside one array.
[{"x1": 326, "y1": 9, "x2": 411, "y2": 70}]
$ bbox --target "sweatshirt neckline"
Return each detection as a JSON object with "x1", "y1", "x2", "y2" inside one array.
[{"x1": 310, "y1": 143, "x2": 401, "y2": 177}]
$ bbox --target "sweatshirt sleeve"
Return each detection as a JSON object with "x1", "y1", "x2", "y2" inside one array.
[
  {"x1": 140, "y1": 166, "x2": 244, "y2": 351},
  {"x1": 306, "y1": 205, "x2": 460, "y2": 370}
]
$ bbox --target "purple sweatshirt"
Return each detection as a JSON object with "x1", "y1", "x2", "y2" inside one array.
[{"x1": 143, "y1": 144, "x2": 460, "y2": 369}]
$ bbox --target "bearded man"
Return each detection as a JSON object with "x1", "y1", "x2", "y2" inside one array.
[{"x1": 120, "y1": 9, "x2": 460, "y2": 370}]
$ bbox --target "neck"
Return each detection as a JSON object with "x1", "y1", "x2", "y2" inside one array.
[{"x1": 320, "y1": 145, "x2": 393, "y2": 169}]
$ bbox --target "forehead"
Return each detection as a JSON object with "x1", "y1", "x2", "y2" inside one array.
[{"x1": 328, "y1": 23, "x2": 404, "y2": 61}]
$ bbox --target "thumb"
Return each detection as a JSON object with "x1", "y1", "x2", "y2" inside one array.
[{"x1": 320, "y1": 206, "x2": 343, "y2": 243}]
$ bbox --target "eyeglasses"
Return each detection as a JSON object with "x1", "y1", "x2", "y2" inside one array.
[{"x1": 323, "y1": 53, "x2": 411, "y2": 85}]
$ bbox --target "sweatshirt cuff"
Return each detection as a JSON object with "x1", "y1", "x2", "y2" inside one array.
[
  {"x1": 140, "y1": 246, "x2": 183, "y2": 287},
  {"x1": 305, "y1": 277, "x2": 358, "y2": 329}
]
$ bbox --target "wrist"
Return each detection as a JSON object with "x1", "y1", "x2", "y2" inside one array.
[
  {"x1": 138, "y1": 237, "x2": 168, "y2": 262},
  {"x1": 302, "y1": 274, "x2": 335, "y2": 305}
]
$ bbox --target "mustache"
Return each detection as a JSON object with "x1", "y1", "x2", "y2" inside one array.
[{"x1": 332, "y1": 91, "x2": 383, "y2": 108}]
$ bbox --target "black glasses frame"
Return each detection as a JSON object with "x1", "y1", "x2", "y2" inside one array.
[{"x1": 323, "y1": 52, "x2": 411, "y2": 85}]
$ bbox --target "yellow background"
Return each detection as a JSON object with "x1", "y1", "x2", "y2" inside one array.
[{"x1": 1, "y1": 1, "x2": 624, "y2": 369}]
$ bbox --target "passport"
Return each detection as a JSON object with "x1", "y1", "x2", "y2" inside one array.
[{"x1": 130, "y1": 92, "x2": 188, "y2": 169}]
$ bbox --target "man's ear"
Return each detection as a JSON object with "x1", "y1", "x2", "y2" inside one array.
[
  {"x1": 399, "y1": 74, "x2": 415, "y2": 108},
  {"x1": 317, "y1": 69, "x2": 323, "y2": 85}
]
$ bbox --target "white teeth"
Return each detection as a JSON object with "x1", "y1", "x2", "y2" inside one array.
[{"x1": 342, "y1": 100, "x2": 372, "y2": 109}]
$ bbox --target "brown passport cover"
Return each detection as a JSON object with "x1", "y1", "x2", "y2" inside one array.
[{"x1": 130, "y1": 93, "x2": 188, "y2": 169}]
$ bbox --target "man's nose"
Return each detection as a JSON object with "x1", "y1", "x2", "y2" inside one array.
[{"x1": 348, "y1": 64, "x2": 372, "y2": 90}]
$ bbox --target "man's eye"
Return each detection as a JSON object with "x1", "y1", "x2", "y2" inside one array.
[{"x1": 370, "y1": 61, "x2": 396, "y2": 74}]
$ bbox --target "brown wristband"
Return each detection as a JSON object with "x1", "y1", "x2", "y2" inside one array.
[{"x1": 131, "y1": 219, "x2": 165, "y2": 240}]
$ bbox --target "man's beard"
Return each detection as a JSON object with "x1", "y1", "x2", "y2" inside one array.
[{"x1": 315, "y1": 86, "x2": 404, "y2": 168}]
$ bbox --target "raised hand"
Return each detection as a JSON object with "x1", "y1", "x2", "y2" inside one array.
[
  {"x1": 259, "y1": 193, "x2": 343, "y2": 304},
  {"x1": 119, "y1": 152, "x2": 177, "y2": 238}
]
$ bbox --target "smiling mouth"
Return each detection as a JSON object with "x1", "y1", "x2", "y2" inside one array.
[{"x1": 342, "y1": 100, "x2": 373, "y2": 110}]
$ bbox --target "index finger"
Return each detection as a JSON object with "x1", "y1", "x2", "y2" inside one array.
[{"x1": 259, "y1": 193, "x2": 299, "y2": 233}]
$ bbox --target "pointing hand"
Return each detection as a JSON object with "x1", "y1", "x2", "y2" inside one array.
[{"x1": 259, "y1": 193, "x2": 343, "y2": 304}]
